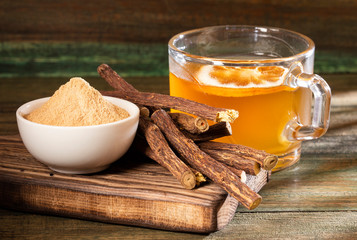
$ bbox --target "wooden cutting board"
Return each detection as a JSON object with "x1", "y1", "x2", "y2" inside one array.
[{"x1": 0, "y1": 135, "x2": 269, "y2": 233}]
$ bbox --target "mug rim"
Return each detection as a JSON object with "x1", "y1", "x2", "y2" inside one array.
[{"x1": 168, "y1": 25, "x2": 315, "y2": 66}]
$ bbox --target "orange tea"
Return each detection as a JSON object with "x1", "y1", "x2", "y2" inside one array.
[
  {"x1": 168, "y1": 26, "x2": 331, "y2": 171},
  {"x1": 170, "y1": 63, "x2": 311, "y2": 171}
]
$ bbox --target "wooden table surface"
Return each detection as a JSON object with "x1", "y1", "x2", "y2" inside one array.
[{"x1": 0, "y1": 73, "x2": 356, "y2": 239}]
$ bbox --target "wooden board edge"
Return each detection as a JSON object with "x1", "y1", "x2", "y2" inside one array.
[{"x1": 0, "y1": 178, "x2": 221, "y2": 233}]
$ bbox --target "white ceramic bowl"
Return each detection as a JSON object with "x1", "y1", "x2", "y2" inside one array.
[{"x1": 16, "y1": 96, "x2": 139, "y2": 174}]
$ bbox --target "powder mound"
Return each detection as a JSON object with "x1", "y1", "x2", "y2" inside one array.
[{"x1": 25, "y1": 77, "x2": 130, "y2": 126}]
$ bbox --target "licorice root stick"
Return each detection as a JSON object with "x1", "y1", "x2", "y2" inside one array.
[
  {"x1": 138, "y1": 117, "x2": 196, "y2": 189},
  {"x1": 184, "y1": 121, "x2": 232, "y2": 142},
  {"x1": 198, "y1": 141, "x2": 278, "y2": 171},
  {"x1": 168, "y1": 112, "x2": 209, "y2": 134},
  {"x1": 199, "y1": 147, "x2": 261, "y2": 176},
  {"x1": 98, "y1": 63, "x2": 238, "y2": 122},
  {"x1": 151, "y1": 109, "x2": 262, "y2": 210}
]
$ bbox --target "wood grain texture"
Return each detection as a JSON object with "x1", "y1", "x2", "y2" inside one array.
[
  {"x1": 1, "y1": 0, "x2": 356, "y2": 50},
  {"x1": 207, "y1": 212, "x2": 357, "y2": 239},
  {"x1": 0, "y1": 208, "x2": 205, "y2": 240},
  {"x1": 0, "y1": 135, "x2": 268, "y2": 233}
]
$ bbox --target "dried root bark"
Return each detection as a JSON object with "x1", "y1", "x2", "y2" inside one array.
[
  {"x1": 138, "y1": 117, "x2": 196, "y2": 189},
  {"x1": 168, "y1": 112, "x2": 209, "y2": 134},
  {"x1": 151, "y1": 109, "x2": 262, "y2": 210},
  {"x1": 99, "y1": 62, "x2": 238, "y2": 122},
  {"x1": 198, "y1": 141, "x2": 278, "y2": 171}
]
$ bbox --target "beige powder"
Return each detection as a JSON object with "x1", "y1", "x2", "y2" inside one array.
[{"x1": 25, "y1": 77, "x2": 130, "y2": 126}]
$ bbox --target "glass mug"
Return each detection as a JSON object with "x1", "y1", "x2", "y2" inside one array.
[{"x1": 168, "y1": 25, "x2": 331, "y2": 171}]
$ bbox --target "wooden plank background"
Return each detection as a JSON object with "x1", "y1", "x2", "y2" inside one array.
[
  {"x1": 0, "y1": 0, "x2": 356, "y2": 77},
  {"x1": 0, "y1": 0, "x2": 356, "y2": 48}
]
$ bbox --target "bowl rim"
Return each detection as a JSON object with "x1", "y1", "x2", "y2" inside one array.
[{"x1": 16, "y1": 96, "x2": 140, "y2": 129}]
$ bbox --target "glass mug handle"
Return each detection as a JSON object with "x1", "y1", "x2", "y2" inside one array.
[{"x1": 284, "y1": 63, "x2": 332, "y2": 141}]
